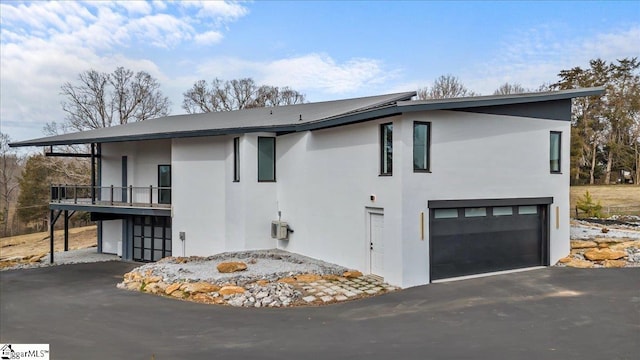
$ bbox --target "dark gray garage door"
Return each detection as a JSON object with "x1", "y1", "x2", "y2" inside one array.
[{"x1": 429, "y1": 199, "x2": 549, "y2": 281}]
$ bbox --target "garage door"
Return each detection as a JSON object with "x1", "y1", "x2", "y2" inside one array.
[{"x1": 429, "y1": 199, "x2": 549, "y2": 281}]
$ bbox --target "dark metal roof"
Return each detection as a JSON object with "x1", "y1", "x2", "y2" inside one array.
[{"x1": 9, "y1": 87, "x2": 604, "y2": 147}]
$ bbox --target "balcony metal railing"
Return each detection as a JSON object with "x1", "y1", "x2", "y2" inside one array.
[{"x1": 50, "y1": 185, "x2": 171, "y2": 208}]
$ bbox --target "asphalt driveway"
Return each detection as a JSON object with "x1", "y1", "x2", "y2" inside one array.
[{"x1": 1, "y1": 262, "x2": 638, "y2": 360}]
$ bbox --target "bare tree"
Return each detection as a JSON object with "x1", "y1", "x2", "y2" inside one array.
[
  {"x1": 182, "y1": 78, "x2": 306, "y2": 114},
  {"x1": 0, "y1": 133, "x2": 22, "y2": 236},
  {"x1": 417, "y1": 75, "x2": 477, "y2": 100},
  {"x1": 493, "y1": 82, "x2": 529, "y2": 95},
  {"x1": 56, "y1": 67, "x2": 171, "y2": 132}
]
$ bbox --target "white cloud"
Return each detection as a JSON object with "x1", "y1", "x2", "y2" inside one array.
[
  {"x1": 0, "y1": 1, "x2": 249, "y2": 141},
  {"x1": 468, "y1": 24, "x2": 640, "y2": 95},
  {"x1": 194, "y1": 30, "x2": 224, "y2": 45},
  {"x1": 195, "y1": 53, "x2": 396, "y2": 95}
]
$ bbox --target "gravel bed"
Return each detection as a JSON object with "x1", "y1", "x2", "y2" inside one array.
[
  {"x1": 135, "y1": 249, "x2": 349, "y2": 286},
  {"x1": 1, "y1": 247, "x2": 119, "y2": 271},
  {"x1": 570, "y1": 222, "x2": 640, "y2": 240}
]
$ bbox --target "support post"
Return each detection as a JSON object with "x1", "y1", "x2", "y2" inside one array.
[
  {"x1": 64, "y1": 210, "x2": 69, "y2": 251},
  {"x1": 91, "y1": 143, "x2": 96, "y2": 204},
  {"x1": 149, "y1": 185, "x2": 153, "y2": 206},
  {"x1": 129, "y1": 185, "x2": 133, "y2": 206},
  {"x1": 49, "y1": 210, "x2": 54, "y2": 264}
]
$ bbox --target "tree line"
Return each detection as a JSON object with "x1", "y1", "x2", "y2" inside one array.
[{"x1": 1, "y1": 58, "x2": 638, "y2": 236}]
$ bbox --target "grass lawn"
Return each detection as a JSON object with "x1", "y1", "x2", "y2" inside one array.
[
  {"x1": 570, "y1": 185, "x2": 640, "y2": 216},
  {"x1": 0, "y1": 225, "x2": 97, "y2": 260}
]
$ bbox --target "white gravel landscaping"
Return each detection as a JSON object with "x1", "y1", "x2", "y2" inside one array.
[
  {"x1": 1, "y1": 247, "x2": 119, "y2": 271},
  {"x1": 136, "y1": 249, "x2": 349, "y2": 286}
]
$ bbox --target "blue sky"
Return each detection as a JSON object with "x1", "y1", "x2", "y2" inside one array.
[{"x1": 1, "y1": 1, "x2": 639, "y2": 143}]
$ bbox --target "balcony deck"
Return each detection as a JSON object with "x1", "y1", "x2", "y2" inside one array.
[{"x1": 50, "y1": 185, "x2": 171, "y2": 216}]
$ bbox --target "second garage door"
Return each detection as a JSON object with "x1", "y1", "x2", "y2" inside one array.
[{"x1": 429, "y1": 199, "x2": 549, "y2": 281}]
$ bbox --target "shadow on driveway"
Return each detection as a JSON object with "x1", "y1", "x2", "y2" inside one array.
[{"x1": 1, "y1": 262, "x2": 638, "y2": 360}]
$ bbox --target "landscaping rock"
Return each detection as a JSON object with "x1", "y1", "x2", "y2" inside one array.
[
  {"x1": 219, "y1": 285, "x2": 246, "y2": 296},
  {"x1": 603, "y1": 260, "x2": 627, "y2": 268},
  {"x1": 217, "y1": 262, "x2": 248, "y2": 273},
  {"x1": 170, "y1": 290, "x2": 185, "y2": 298},
  {"x1": 181, "y1": 282, "x2": 220, "y2": 294},
  {"x1": 343, "y1": 270, "x2": 363, "y2": 278},
  {"x1": 295, "y1": 273, "x2": 321, "y2": 282},
  {"x1": 563, "y1": 259, "x2": 594, "y2": 268},
  {"x1": 584, "y1": 249, "x2": 627, "y2": 261},
  {"x1": 558, "y1": 256, "x2": 573, "y2": 263},
  {"x1": 165, "y1": 282, "x2": 181, "y2": 295},
  {"x1": 570, "y1": 240, "x2": 598, "y2": 249}
]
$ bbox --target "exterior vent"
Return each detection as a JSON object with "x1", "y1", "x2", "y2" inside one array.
[{"x1": 271, "y1": 221, "x2": 289, "y2": 240}]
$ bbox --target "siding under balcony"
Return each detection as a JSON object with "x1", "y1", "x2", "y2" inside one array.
[{"x1": 50, "y1": 185, "x2": 171, "y2": 216}]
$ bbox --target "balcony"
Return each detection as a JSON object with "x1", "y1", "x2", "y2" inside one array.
[{"x1": 50, "y1": 185, "x2": 171, "y2": 215}]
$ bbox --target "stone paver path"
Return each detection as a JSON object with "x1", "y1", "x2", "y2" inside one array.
[{"x1": 297, "y1": 275, "x2": 398, "y2": 305}]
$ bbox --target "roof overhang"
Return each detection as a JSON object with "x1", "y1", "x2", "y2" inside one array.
[{"x1": 9, "y1": 87, "x2": 604, "y2": 148}]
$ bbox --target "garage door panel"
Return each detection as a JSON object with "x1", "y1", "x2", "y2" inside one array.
[{"x1": 430, "y1": 204, "x2": 546, "y2": 281}]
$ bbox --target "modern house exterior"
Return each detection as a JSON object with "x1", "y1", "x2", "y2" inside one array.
[{"x1": 11, "y1": 87, "x2": 603, "y2": 288}]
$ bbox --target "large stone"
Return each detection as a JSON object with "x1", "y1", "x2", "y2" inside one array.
[
  {"x1": 29, "y1": 254, "x2": 47, "y2": 263},
  {"x1": 603, "y1": 259, "x2": 627, "y2": 268},
  {"x1": 144, "y1": 276, "x2": 163, "y2": 284},
  {"x1": 165, "y1": 282, "x2": 181, "y2": 295},
  {"x1": 343, "y1": 270, "x2": 363, "y2": 279},
  {"x1": 557, "y1": 256, "x2": 573, "y2": 264},
  {"x1": 584, "y1": 249, "x2": 627, "y2": 261},
  {"x1": 563, "y1": 259, "x2": 594, "y2": 268},
  {"x1": 181, "y1": 282, "x2": 220, "y2": 294},
  {"x1": 219, "y1": 285, "x2": 246, "y2": 296},
  {"x1": 295, "y1": 274, "x2": 321, "y2": 282},
  {"x1": 125, "y1": 281, "x2": 143, "y2": 291},
  {"x1": 171, "y1": 290, "x2": 185, "y2": 298},
  {"x1": 609, "y1": 240, "x2": 640, "y2": 251},
  {"x1": 570, "y1": 240, "x2": 598, "y2": 249},
  {"x1": 216, "y1": 262, "x2": 247, "y2": 273},
  {"x1": 191, "y1": 293, "x2": 217, "y2": 303}
]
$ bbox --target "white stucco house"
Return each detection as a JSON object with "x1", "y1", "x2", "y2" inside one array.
[{"x1": 11, "y1": 87, "x2": 603, "y2": 288}]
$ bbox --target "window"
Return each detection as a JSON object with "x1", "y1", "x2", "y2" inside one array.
[
  {"x1": 493, "y1": 207, "x2": 513, "y2": 216},
  {"x1": 258, "y1": 137, "x2": 276, "y2": 182},
  {"x1": 380, "y1": 123, "x2": 393, "y2": 175},
  {"x1": 233, "y1": 137, "x2": 240, "y2": 182},
  {"x1": 550, "y1": 131, "x2": 561, "y2": 173},
  {"x1": 413, "y1": 122, "x2": 431, "y2": 172},
  {"x1": 465, "y1": 207, "x2": 487, "y2": 217},
  {"x1": 158, "y1": 165, "x2": 171, "y2": 204},
  {"x1": 434, "y1": 209, "x2": 458, "y2": 219},
  {"x1": 518, "y1": 205, "x2": 538, "y2": 215}
]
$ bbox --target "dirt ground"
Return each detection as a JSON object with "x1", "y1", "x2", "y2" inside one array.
[
  {"x1": 570, "y1": 185, "x2": 640, "y2": 215},
  {"x1": 0, "y1": 225, "x2": 97, "y2": 261}
]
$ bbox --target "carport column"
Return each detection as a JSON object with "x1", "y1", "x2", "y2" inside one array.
[
  {"x1": 49, "y1": 209, "x2": 54, "y2": 264},
  {"x1": 64, "y1": 210, "x2": 69, "y2": 251}
]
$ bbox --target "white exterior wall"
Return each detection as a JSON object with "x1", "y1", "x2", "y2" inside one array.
[
  {"x1": 99, "y1": 140, "x2": 171, "y2": 255},
  {"x1": 275, "y1": 117, "x2": 405, "y2": 286},
  {"x1": 397, "y1": 111, "x2": 570, "y2": 287}
]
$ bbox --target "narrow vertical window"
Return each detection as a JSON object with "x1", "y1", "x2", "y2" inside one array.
[
  {"x1": 158, "y1": 165, "x2": 171, "y2": 204},
  {"x1": 413, "y1": 122, "x2": 431, "y2": 172},
  {"x1": 550, "y1": 131, "x2": 561, "y2": 173},
  {"x1": 233, "y1": 137, "x2": 240, "y2": 182},
  {"x1": 258, "y1": 137, "x2": 276, "y2": 182},
  {"x1": 380, "y1": 123, "x2": 393, "y2": 175}
]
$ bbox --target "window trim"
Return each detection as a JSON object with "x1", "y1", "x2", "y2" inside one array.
[
  {"x1": 550, "y1": 131, "x2": 562, "y2": 174},
  {"x1": 380, "y1": 122, "x2": 393, "y2": 176},
  {"x1": 233, "y1": 137, "x2": 240, "y2": 182},
  {"x1": 257, "y1": 136, "x2": 276, "y2": 182},
  {"x1": 413, "y1": 121, "x2": 431, "y2": 173}
]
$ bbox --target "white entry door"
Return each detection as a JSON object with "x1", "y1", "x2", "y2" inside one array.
[{"x1": 368, "y1": 210, "x2": 384, "y2": 276}]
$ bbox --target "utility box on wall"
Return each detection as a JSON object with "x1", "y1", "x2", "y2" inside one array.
[{"x1": 271, "y1": 221, "x2": 289, "y2": 240}]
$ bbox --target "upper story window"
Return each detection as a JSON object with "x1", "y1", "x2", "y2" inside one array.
[
  {"x1": 258, "y1": 137, "x2": 276, "y2": 182},
  {"x1": 550, "y1": 131, "x2": 561, "y2": 173},
  {"x1": 380, "y1": 123, "x2": 393, "y2": 175},
  {"x1": 413, "y1": 122, "x2": 431, "y2": 172},
  {"x1": 233, "y1": 137, "x2": 240, "y2": 182},
  {"x1": 158, "y1": 165, "x2": 171, "y2": 204}
]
